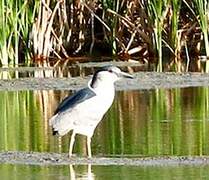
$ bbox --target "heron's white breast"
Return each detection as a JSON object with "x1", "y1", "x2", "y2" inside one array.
[
  {"x1": 76, "y1": 83, "x2": 115, "y2": 119},
  {"x1": 72, "y1": 83, "x2": 115, "y2": 136}
]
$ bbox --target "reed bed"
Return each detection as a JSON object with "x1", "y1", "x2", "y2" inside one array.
[{"x1": 1, "y1": 0, "x2": 209, "y2": 72}]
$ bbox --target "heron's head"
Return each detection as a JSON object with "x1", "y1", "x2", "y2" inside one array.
[{"x1": 90, "y1": 66, "x2": 133, "y2": 88}]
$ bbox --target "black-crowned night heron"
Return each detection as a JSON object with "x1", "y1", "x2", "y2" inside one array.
[{"x1": 49, "y1": 66, "x2": 133, "y2": 157}]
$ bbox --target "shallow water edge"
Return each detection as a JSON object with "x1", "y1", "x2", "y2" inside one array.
[{"x1": 1, "y1": 72, "x2": 209, "y2": 91}]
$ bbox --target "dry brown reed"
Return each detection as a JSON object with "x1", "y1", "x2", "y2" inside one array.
[
  {"x1": 30, "y1": 0, "x2": 208, "y2": 71},
  {"x1": 1, "y1": 0, "x2": 209, "y2": 72}
]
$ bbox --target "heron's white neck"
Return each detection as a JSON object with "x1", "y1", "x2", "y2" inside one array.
[
  {"x1": 88, "y1": 78, "x2": 115, "y2": 95},
  {"x1": 88, "y1": 78, "x2": 116, "y2": 115}
]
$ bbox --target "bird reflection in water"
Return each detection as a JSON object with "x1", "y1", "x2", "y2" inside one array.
[{"x1": 69, "y1": 164, "x2": 95, "y2": 180}]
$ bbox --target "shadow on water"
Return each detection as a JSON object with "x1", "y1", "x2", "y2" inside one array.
[{"x1": 0, "y1": 87, "x2": 209, "y2": 156}]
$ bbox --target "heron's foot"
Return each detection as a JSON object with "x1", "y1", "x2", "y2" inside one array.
[{"x1": 68, "y1": 153, "x2": 74, "y2": 158}]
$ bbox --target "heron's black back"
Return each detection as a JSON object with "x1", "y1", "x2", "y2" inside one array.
[{"x1": 54, "y1": 88, "x2": 96, "y2": 115}]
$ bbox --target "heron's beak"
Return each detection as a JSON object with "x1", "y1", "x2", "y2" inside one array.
[{"x1": 120, "y1": 71, "x2": 134, "y2": 79}]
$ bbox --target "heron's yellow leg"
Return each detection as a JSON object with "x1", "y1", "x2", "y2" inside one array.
[{"x1": 69, "y1": 131, "x2": 76, "y2": 157}]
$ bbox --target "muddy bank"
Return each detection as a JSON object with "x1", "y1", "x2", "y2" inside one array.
[
  {"x1": 0, "y1": 72, "x2": 209, "y2": 91},
  {"x1": 1, "y1": 151, "x2": 209, "y2": 166}
]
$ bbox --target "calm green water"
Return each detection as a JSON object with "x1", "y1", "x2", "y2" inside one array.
[
  {"x1": 0, "y1": 87, "x2": 209, "y2": 156},
  {"x1": 1, "y1": 163, "x2": 209, "y2": 180},
  {"x1": 0, "y1": 87, "x2": 209, "y2": 179}
]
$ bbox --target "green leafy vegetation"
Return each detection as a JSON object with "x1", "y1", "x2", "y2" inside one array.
[{"x1": 1, "y1": 0, "x2": 209, "y2": 72}]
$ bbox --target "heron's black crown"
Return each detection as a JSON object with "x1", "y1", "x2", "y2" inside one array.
[{"x1": 90, "y1": 66, "x2": 119, "y2": 88}]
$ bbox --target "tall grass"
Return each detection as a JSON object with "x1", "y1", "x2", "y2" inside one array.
[
  {"x1": 148, "y1": 0, "x2": 168, "y2": 72},
  {"x1": 194, "y1": 0, "x2": 209, "y2": 72},
  {"x1": 1, "y1": 0, "x2": 209, "y2": 72},
  {"x1": 170, "y1": 0, "x2": 182, "y2": 71},
  {"x1": 170, "y1": 0, "x2": 181, "y2": 52},
  {"x1": 110, "y1": 0, "x2": 120, "y2": 55},
  {"x1": 0, "y1": 0, "x2": 36, "y2": 66},
  {"x1": 32, "y1": 0, "x2": 63, "y2": 61}
]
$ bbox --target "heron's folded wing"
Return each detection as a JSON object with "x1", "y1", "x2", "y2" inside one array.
[{"x1": 54, "y1": 88, "x2": 96, "y2": 115}]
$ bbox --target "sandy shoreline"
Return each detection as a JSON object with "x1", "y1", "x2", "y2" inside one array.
[
  {"x1": 0, "y1": 72, "x2": 209, "y2": 91},
  {"x1": 1, "y1": 151, "x2": 209, "y2": 166}
]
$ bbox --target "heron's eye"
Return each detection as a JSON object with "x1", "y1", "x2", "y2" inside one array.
[{"x1": 109, "y1": 69, "x2": 113, "y2": 73}]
